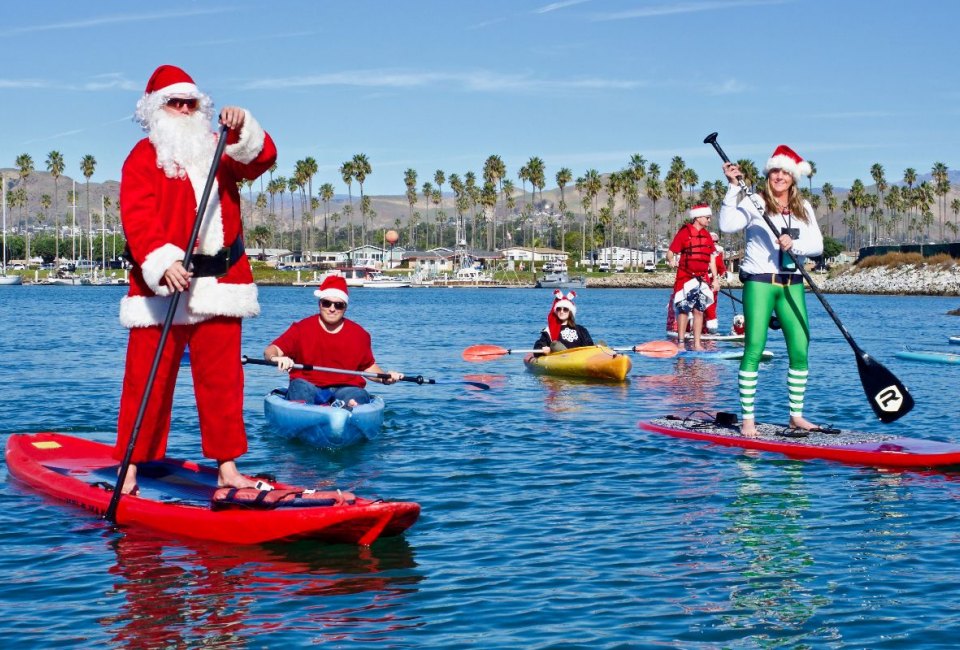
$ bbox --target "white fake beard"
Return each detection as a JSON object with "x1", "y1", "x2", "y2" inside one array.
[{"x1": 147, "y1": 109, "x2": 217, "y2": 180}]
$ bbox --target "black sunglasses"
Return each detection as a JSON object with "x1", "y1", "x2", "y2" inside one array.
[
  {"x1": 555, "y1": 306, "x2": 571, "y2": 312},
  {"x1": 320, "y1": 299, "x2": 346, "y2": 310},
  {"x1": 166, "y1": 97, "x2": 198, "y2": 110}
]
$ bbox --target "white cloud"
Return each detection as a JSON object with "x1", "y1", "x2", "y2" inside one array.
[
  {"x1": 592, "y1": 0, "x2": 790, "y2": 21},
  {"x1": 534, "y1": 0, "x2": 592, "y2": 14},
  {"x1": 0, "y1": 7, "x2": 234, "y2": 37}
]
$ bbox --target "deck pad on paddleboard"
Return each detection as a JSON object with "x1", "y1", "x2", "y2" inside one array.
[
  {"x1": 6, "y1": 432, "x2": 420, "y2": 545},
  {"x1": 640, "y1": 415, "x2": 960, "y2": 468}
]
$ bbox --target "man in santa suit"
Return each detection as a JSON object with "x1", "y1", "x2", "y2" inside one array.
[
  {"x1": 703, "y1": 230, "x2": 727, "y2": 333},
  {"x1": 666, "y1": 203, "x2": 719, "y2": 351},
  {"x1": 114, "y1": 64, "x2": 277, "y2": 495}
]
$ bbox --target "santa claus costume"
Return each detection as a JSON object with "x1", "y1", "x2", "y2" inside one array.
[{"x1": 115, "y1": 64, "x2": 277, "y2": 465}]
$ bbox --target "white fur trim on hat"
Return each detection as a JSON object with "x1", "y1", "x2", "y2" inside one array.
[
  {"x1": 690, "y1": 204, "x2": 712, "y2": 219},
  {"x1": 765, "y1": 145, "x2": 812, "y2": 183},
  {"x1": 552, "y1": 289, "x2": 577, "y2": 316},
  {"x1": 314, "y1": 287, "x2": 349, "y2": 305}
]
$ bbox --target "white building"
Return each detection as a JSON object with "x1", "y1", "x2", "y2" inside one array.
[
  {"x1": 589, "y1": 246, "x2": 655, "y2": 270},
  {"x1": 499, "y1": 246, "x2": 568, "y2": 267}
]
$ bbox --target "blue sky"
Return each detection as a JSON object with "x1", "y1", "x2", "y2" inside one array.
[{"x1": 1, "y1": 0, "x2": 956, "y2": 196}]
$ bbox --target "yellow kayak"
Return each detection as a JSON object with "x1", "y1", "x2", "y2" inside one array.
[{"x1": 523, "y1": 345, "x2": 632, "y2": 382}]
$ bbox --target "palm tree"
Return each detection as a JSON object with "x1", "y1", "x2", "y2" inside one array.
[
  {"x1": 482, "y1": 155, "x2": 506, "y2": 249},
  {"x1": 15, "y1": 153, "x2": 34, "y2": 261},
  {"x1": 287, "y1": 176, "x2": 301, "y2": 256},
  {"x1": 420, "y1": 181, "x2": 433, "y2": 246},
  {"x1": 645, "y1": 163, "x2": 662, "y2": 247},
  {"x1": 80, "y1": 154, "x2": 96, "y2": 264},
  {"x1": 46, "y1": 151, "x2": 65, "y2": 267},
  {"x1": 556, "y1": 167, "x2": 573, "y2": 252},
  {"x1": 404, "y1": 168, "x2": 418, "y2": 248},
  {"x1": 351, "y1": 154, "x2": 372, "y2": 246},
  {"x1": 319, "y1": 182, "x2": 335, "y2": 249},
  {"x1": 340, "y1": 161, "x2": 356, "y2": 252},
  {"x1": 807, "y1": 160, "x2": 817, "y2": 196},
  {"x1": 931, "y1": 162, "x2": 950, "y2": 240},
  {"x1": 433, "y1": 169, "x2": 445, "y2": 240}
]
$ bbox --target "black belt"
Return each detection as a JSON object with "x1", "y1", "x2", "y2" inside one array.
[
  {"x1": 191, "y1": 237, "x2": 245, "y2": 278},
  {"x1": 739, "y1": 271, "x2": 803, "y2": 286}
]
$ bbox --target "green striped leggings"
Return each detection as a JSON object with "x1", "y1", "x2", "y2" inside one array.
[{"x1": 737, "y1": 280, "x2": 810, "y2": 420}]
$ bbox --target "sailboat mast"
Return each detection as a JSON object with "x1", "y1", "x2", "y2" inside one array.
[
  {"x1": 71, "y1": 179, "x2": 77, "y2": 263},
  {"x1": 2, "y1": 172, "x2": 7, "y2": 274}
]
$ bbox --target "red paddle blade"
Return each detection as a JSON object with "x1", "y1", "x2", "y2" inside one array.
[
  {"x1": 635, "y1": 340, "x2": 680, "y2": 358},
  {"x1": 462, "y1": 344, "x2": 509, "y2": 362}
]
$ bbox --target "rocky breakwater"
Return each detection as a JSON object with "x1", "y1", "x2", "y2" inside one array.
[
  {"x1": 587, "y1": 272, "x2": 743, "y2": 289},
  {"x1": 818, "y1": 263, "x2": 960, "y2": 296}
]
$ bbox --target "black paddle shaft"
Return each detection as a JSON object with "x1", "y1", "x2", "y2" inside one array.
[
  {"x1": 703, "y1": 132, "x2": 914, "y2": 423},
  {"x1": 106, "y1": 125, "x2": 231, "y2": 522}
]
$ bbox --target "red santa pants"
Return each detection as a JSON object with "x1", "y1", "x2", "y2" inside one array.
[{"x1": 114, "y1": 316, "x2": 247, "y2": 463}]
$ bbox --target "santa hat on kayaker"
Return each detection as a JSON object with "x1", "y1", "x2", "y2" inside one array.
[
  {"x1": 314, "y1": 275, "x2": 349, "y2": 305},
  {"x1": 134, "y1": 64, "x2": 213, "y2": 128},
  {"x1": 689, "y1": 203, "x2": 712, "y2": 220},
  {"x1": 547, "y1": 289, "x2": 577, "y2": 340},
  {"x1": 765, "y1": 144, "x2": 812, "y2": 183}
]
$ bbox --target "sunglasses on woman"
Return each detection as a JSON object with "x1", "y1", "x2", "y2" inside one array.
[
  {"x1": 166, "y1": 97, "x2": 198, "y2": 110},
  {"x1": 555, "y1": 306, "x2": 570, "y2": 313},
  {"x1": 320, "y1": 299, "x2": 347, "y2": 310}
]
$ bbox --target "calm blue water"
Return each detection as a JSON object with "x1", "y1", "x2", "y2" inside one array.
[{"x1": 2, "y1": 284, "x2": 960, "y2": 648}]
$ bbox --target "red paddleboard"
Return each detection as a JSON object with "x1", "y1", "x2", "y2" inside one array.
[
  {"x1": 639, "y1": 414, "x2": 960, "y2": 469},
  {"x1": 5, "y1": 432, "x2": 420, "y2": 546}
]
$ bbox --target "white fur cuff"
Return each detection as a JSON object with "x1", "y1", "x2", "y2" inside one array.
[
  {"x1": 225, "y1": 110, "x2": 265, "y2": 164},
  {"x1": 141, "y1": 243, "x2": 186, "y2": 296}
]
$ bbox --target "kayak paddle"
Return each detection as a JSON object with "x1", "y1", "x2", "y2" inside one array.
[
  {"x1": 704, "y1": 131, "x2": 914, "y2": 423},
  {"x1": 462, "y1": 341, "x2": 678, "y2": 362},
  {"x1": 106, "y1": 124, "x2": 230, "y2": 523},
  {"x1": 241, "y1": 355, "x2": 491, "y2": 390}
]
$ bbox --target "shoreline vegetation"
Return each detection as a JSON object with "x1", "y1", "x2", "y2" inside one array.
[{"x1": 9, "y1": 253, "x2": 959, "y2": 298}]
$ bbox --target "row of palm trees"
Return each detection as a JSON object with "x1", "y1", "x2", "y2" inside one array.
[
  {"x1": 4, "y1": 151, "x2": 99, "y2": 267},
  {"x1": 7, "y1": 147, "x2": 955, "y2": 268}
]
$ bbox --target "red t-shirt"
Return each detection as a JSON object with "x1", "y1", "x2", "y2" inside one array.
[
  {"x1": 669, "y1": 224, "x2": 716, "y2": 283},
  {"x1": 271, "y1": 316, "x2": 375, "y2": 388}
]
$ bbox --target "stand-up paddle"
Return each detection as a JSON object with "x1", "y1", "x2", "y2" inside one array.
[
  {"x1": 105, "y1": 125, "x2": 230, "y2": 523},
  {"x1": 703, "y1": 132, "x2": 914, "y2": 423},
  {"x1": 462, "y1": 340, "x2": 679, "y2": 362},
  {"x1": 241, "y1": 356, "x2": 490, "y2": 390}
]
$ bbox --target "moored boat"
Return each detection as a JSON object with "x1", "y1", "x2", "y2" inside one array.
[
  {"x1": 264, "y1": 389, "x2": 386, "y2": 448},
  {"x1": 523, "y1": 344, "x2": 632, "y2": 381}
]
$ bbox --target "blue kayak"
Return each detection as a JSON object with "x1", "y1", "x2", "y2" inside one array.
[
  {"x1": 895, "y1": 349, "x2": 960, "y2": 365},
  {"x1": 264, "y1": 389, "x2": 386, "y2": 448},
  {"x1": 676, "y1": 348, "x2": 773, "y2": 361}
]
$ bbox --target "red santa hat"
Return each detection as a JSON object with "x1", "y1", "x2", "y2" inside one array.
[
  {"x1": 689, "y1": 203, "x2": 712, "y2": 220},
  {"x1": 313, "y1": 274, "x2": 349, "y2": 305},
  {"x1": 134, "y1": 64, "x2": 211, "y2": 128},
  {"x1": 547, "y1": 289, "x2": 577, "y2": 340},
  {"x1": 765, "y1": 145, "x2": 812, "y2": 183},
  {"x1": 144, "y1": 64, "x2": 200, "y2": 98}
]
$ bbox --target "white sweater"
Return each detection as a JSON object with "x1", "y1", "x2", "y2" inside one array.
[{"x1": 718, "y1": 185, "x2": 823, "y2": 275}]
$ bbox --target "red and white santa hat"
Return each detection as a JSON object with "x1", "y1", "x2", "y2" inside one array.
[
  {"x1": 134, "y1": 64, "x2": 211, "y2": 128},
  {"x1": 313, "y1": 274, "x2": 349, "y2": 305},
  {"x1": 765, "y1": 145, "x2": 812, "y2": 183},
  {"x1": 689, "y1": 203, "x2": 712, "y2": 219},
  {"x1": 551, "y1": 289, "x2": 576, "y2": 316}
]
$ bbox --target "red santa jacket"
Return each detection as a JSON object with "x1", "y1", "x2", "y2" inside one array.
[{"x1": 119, "y1": 111, "x2": 277, "y2": 328}]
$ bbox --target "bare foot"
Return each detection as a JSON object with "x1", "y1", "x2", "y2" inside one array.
[
  {"x1": 692, "y1": 344, "x2": 706, "y2": 351},
  {"x1": 740, "y1": 419, "x2": 758, "y2": 438},
  {"x1": 346, "y1": 399, "x2": 358, "y2": 408},
  {"x1": 217, "y1": 460, "x2": 260, "y2": 489},
  {"x1": 118, "y1": 464, "x2": 138, "y2": 495},
  {"x1": 789, "y1": 416, "x2": 817, "y2": 431}
]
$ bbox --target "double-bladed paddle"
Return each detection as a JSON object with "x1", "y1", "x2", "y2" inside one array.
[
  {"x1": 241, "y1": 356, "x2": 490, "y2": 390},
  {"x1": 462, "y1": 340, "x2": 679, "y2": 362},
  {"x1": 703, "y1": 131, "x2": 914, "y2": 423}
]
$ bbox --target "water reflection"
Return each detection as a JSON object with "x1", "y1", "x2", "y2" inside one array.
[
  {"x1": 102, "y1": 530, "x2": 422, "y2": 646},
  {"x1": 536, "y1": 376, "x2": 630, "y2": 414},
  {"x1": 720, "y1": 457, "x2": 827, "y2": 642}
]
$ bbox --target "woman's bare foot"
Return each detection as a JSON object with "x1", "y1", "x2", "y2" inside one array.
[
  {"x1": 789, "y1": 416, "x2": 817, "y2": 431},
  {"x1": 692, "y1": 344, "x2": 706, "y2": 351},
  {"x1": 740, "y1": 419, "x2": 758, "y2": 438},
  {"x1": 119, "y1": 464, "x2": 139, "y2": 495},
  {"x1": 217, "y1": 460, "x2": 260, "y2": 489}
]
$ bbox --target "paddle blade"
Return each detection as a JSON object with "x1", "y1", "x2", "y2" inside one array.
[
  {"x1": 462, "y1": 344, "x2": 509, "y2": 362},
  {"x1": 856, "y1": 351, "x2": 914, "y2": 423},
  {"x1": 634, "y1": 340, "x2": 680, "y2": 358}
]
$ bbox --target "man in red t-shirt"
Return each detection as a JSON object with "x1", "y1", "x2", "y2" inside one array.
[
  {"x1": 263, "y1": 275, "x2": 402, "y2": 408},
  {"x1": 666, "y1": 203, "x2": 718, "y2": 350}
]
